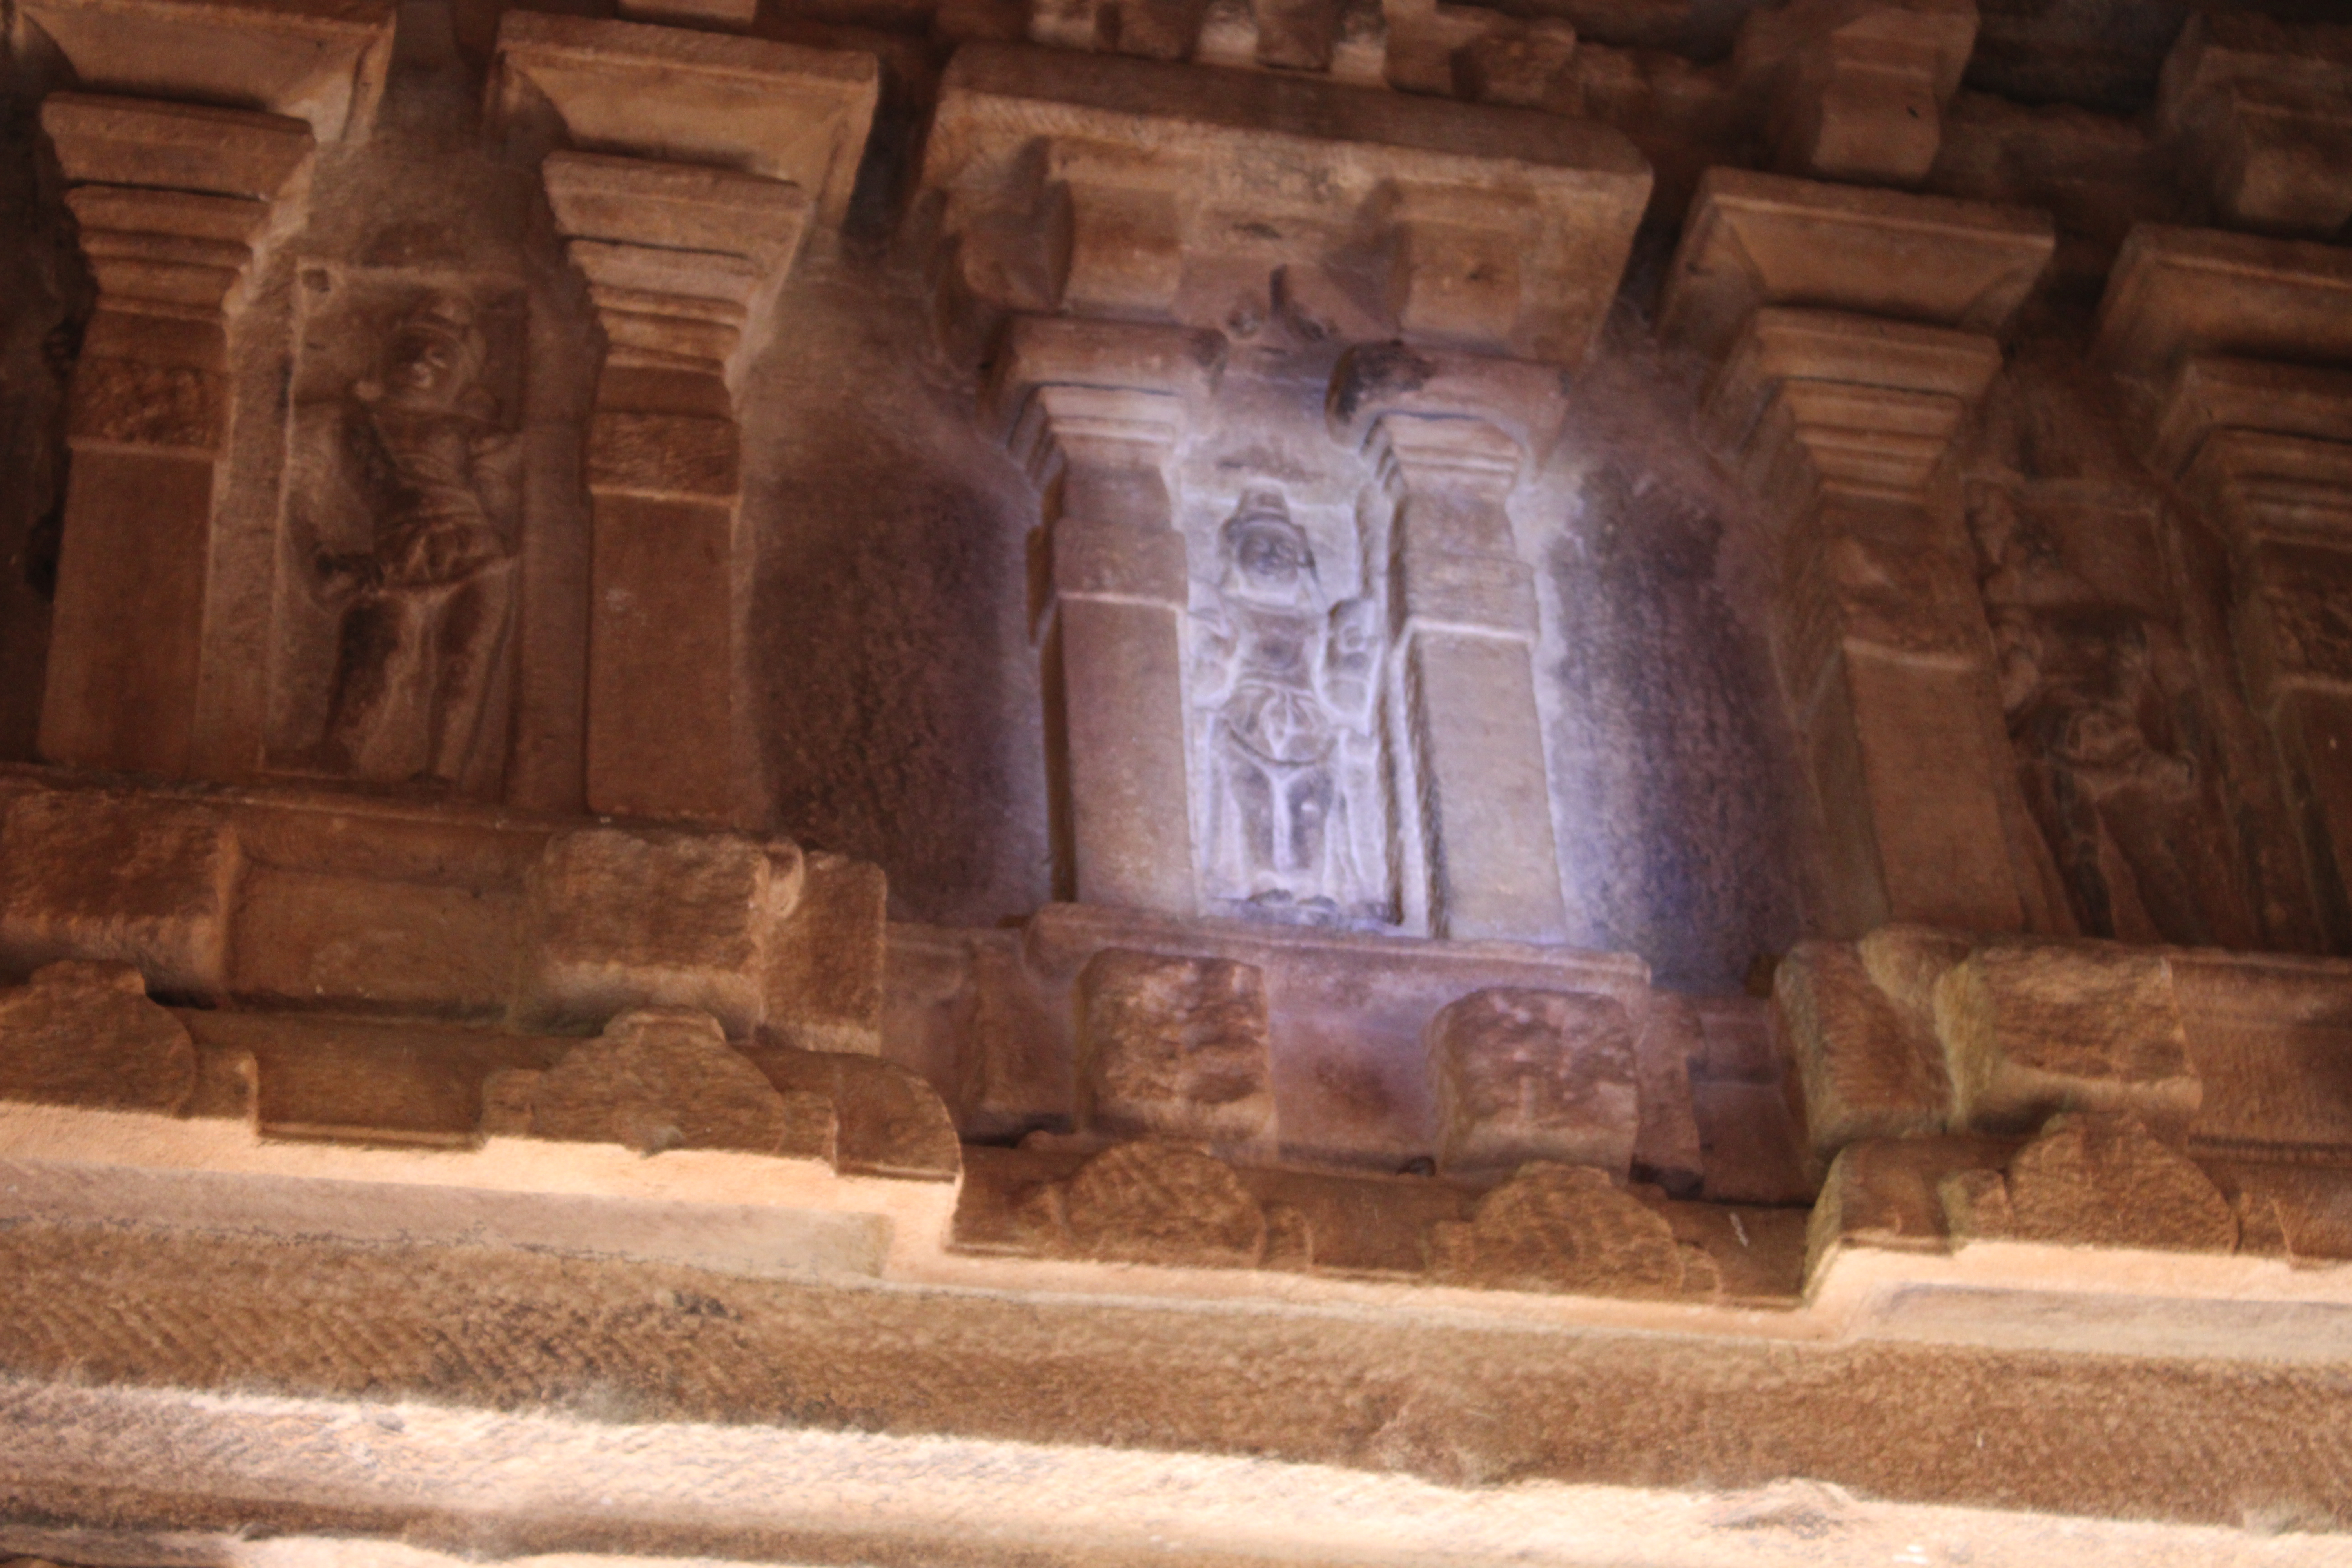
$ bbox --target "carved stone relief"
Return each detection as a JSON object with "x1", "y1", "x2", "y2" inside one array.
[
  {"x1": 270, "y1": 276, "x2": 526, "y2": 797},
  {"x1": 1192, "y1": 486, "x2": 1388, "y2": 926},
  {"x1": 1968, "y1": 489, "x2": 2252, "y2": 947}
]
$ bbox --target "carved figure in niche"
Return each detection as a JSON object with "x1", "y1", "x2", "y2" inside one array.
[
  {"x1": 304, "y1": 292, "x2": 519, "y2": 788},
  {"x1": 1970, "y1": 491, "x2": 2243, "y2": 946},
  {"x1": 1194, "y1": 487, "x2": 1383, "y2": 922}
]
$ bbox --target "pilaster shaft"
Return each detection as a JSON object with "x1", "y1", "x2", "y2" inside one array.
[
  {"x1": 542, "y1": 151, "x2": 810, "y2": 825},
  {"x1": 37, "y1": 94, "x2": 314, "y2": 778},
  {"x1": 990, "y1": 316, "x2": 1221, "y2": 915},
  {"x1": 1701, "y1": 305, "x2": 2017, "y2": 934},
  {"x1": 1368, "y1": 411, "x2": 1566, "y2": 943}
]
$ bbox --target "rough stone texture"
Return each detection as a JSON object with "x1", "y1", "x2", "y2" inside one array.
[
  {"x1": 526, "y1": 1007, "x2": 816, "y2": 1158},
  {"x1": 1425, "y1": 1161, "x2": 1687, "y2": 1296},
  {"x1": 521, "y1": 825, "x2": 790, "y2": 1038},
  {"x1": 1989, "y1": 1114, "x2": 2239, "y2": 1253},
  {"x1": 1427, "y1": 987, "x2": 1639, "y2": 1176},
  {"x1": 1934, "y1": 938, "x2": 2201, "y2": 1134},
  {"x1": 1779, "y1": 938, "x2": 1952, "y2": 1156},
  {"x1": 0, "y1": 960, "x2": 194, "y2": 1114},
  {"x1": 0, "y1": 789, "x2": 239, "y2": 996},
  {"x1": 1053, "y1": 1138, "x2": 1269, "y2": 1265},
  {"x1": 1078, "y1": 948, "x2": 1274, "y2": 1143}
]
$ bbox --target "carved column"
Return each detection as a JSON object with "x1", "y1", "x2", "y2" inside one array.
[
  {"x1": 1661, "y1": 171, "x2": 2056, "y2": 936},
  {"x1": 37, "y1": 95, "x2": 315, "y2": 776},
  {"x1": 987, "y1": 316, "x2": 1221, "y2": 913},
  {"x1": 1330, "y1": 351, "x2": 1567, "y2": 943},
  {"x1": 489, "y1": 14, "x2": 880, "y2": 824},
  {"x1": 543, "y1": 153, "x2": 810, "y2": 824},
  {"x1": 2097, "y1": 224, "x2": 2352, "y2": 941}
]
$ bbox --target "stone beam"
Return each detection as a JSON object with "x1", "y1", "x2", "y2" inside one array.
[
  {"x1": 36, "y1": 95, "x2": 316, "y2": 779},
  {"x1": 919, "y1": 42, "x2": 1650, "y2": 365},
  {"x1": 986, "y1": 315, "x2": 1225, "y2": 915},
  {"x1": 489, "y1": 15, "x2": 880, "y2": 825},
  {"x1": 1663, "y1": 174, "x2": 2055, "y2": 937},
  {"x1": 1330, "y1": 347, "x2": 1568, "y2": 944}
]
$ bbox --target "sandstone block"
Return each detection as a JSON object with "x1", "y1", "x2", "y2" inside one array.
[
  {"x1": 521, "y1": 826, "x2": 798, "y2": 1038},
  {"x1": 766, "y1": 852, "x2": 887, "y2": 1055},
  {"x1": 755, "y1": 1044, "x2": 962, "y2": 1181},
  {"x1": 1632, "y1": 996, "x2": 1706, "y2": 1197},
  {"x1": 1428, "y1": 987, "x2": 1638, "y2": 1177},
  {"x1": 1426, "y1": 1162, "x2": 1685, "y2": 1298},
  {"x1": 1777, "y1": 938, "x2": 1952, "y2": 1158},
  {"x1": 528, "y1": 1007, "x2": 824, "y2": 1158},
  {"x1": 1079, "y1": 949, "x2": 1274, "y2": 1142},
  {"x1": 0, "y1": 961, "x2": 195, "y2": 1115},
  {"x1": 1933, "y1": 940, "x2": 2200, "y2": 1135},
  {"x1": 229, "y1": 867, "x2": 518, "y2": 1018},
  {"x1": 2159, "y1": 15, "x2": 2352, "y2": 236},
  {"x1": 0, "y1": 791, "x2": 240, "y2": 997}
]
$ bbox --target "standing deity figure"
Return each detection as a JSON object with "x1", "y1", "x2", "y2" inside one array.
[
  {"x1": 310, "y1": 292, "x2": 519, "y2": 789},
  {"x1": 1971, "y1": 491, "x2": 2237, "y2": 946},
  {"x1": 1194, "y1": 488, "x2": 1381, "y2": 921}
]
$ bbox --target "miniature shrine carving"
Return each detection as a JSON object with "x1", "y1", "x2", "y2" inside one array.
[
  {"x1": 295, "y1": 291, "x2": 521, "y2": 792},
  {"x1": 1194, "y1": 487, "x2": 1384, "y2": 925}
]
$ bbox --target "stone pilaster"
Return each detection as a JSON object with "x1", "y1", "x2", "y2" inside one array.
[
  {"x1": 987, "y1": 316, "x2": 1223, "y2": 914},
  {"x1": 490, "y1": 14, "x2": 880, "y2": 824},
  {"x1": 1662, "y1": 172, "x2": 2056, "y2": 937},
  {"x1": 37, "y1": 95, "x2": 315, "y2": 778},
  {"x1": 1330, "y1": 349, "x2": 1568, "y2": 943},
  {"x1": 2096, "y1": 223, "x2": 2352, "y2": 939},
  {"x1": 542, "y1": 152, "x2": 811, "y2": 824}
]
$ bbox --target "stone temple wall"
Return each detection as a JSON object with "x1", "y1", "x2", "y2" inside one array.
[{"x1": 1, "y1": 0, "x2": 2351, "y2": 1555}]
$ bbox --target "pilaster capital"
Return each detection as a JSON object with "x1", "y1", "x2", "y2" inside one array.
[
  {"x1": 488, "y1": 13, "x2": 880, "y2": 230},
  {"x1": 985, "y1": 315, "x2": 1225, "y2": 488},
  {"x1": 1698, "y1": 308, "x2": 2000, "y2": 520},
  {"x1": 1660, "y1": 169, "x2": 2053, "y2": 362},
  {"x1": 41, "y1": 95, "x2": 315, "y2": 344},
  {"x1": 2092, "y1": 223, "x2": 2352, "y2": 382},
  {"x1": 920, "y1": 44, "x2": 1649, "y2": 365},
  {"x1": 2156, "y1": 14, "x2": 2352, "y2": 237},
  {"x1": 16, "y1": 0, "x2": 395, "y2": 143},
  {"x1": 543, "y1": 151, "x2": 812, "y2": 402},
  {"x1": 1326, "y1": 344, "x2": 1563, "y2": 486}
]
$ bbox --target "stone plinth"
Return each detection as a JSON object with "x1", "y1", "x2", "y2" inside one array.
[
  {"x1": 490, "y1": 15, "x2": 879, "y2": 825},
  {"x1": 920, "y1": 42, "x2": 1650, "y2": 364},
  {"x1": 0, "y1": 769, "x2": 888, "y2": 1053}
]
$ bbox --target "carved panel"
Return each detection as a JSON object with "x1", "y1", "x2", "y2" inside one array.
[
  {"x1": 1192, "y1": 486, "x2": 1388, "y2": 926},
  {"x1": 267, "y1": 272, "x2": 528, "y2": 797},
  {"x1": 1969, "y1": 490, "x2": 2257, "y2": 948}
]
